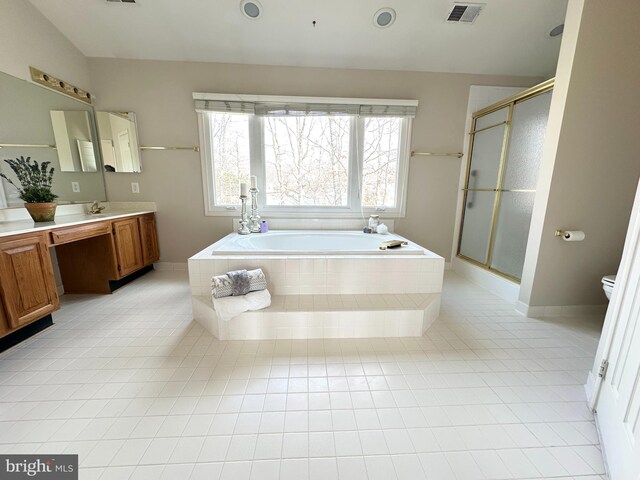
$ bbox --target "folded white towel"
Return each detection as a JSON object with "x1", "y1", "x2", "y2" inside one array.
[{"x1": 213, "y1": 289, "x2": 271, "y2": 322}]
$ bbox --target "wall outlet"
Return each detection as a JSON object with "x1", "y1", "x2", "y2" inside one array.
[
  {"x1": 71, "y1": 182, "x2": 80, "y2": 193},
  {"x1": 131, "y1": 182, "x2": 140, "y2": 194}
]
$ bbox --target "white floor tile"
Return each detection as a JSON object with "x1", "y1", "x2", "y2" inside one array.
[
  {"x1": 280, "y1": 458, "x2": 309, "y2": 480},
  {"x1": 282, "y1": 432, "x2": 309, "y2": 458},
  {"x1": 0, "y1": 271, "x2": 606, "y2": 479},
  {"x1": 309, "y1": 457, "x2": 338, "y2": 480},
  {"x1": 364, "y1": 455, "x2": 398, "y2": 480},
  {"x1": 336, "y1": 456, "x2": 368, "y2": 480}
]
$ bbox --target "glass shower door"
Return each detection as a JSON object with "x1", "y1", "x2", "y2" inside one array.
[
  {"x1": 490, "y1": 91, "x2": 552, "y2": 279},
  {"x1": 458, "y1": 107, "x2": 508, "y2": 264},
  {"x1": 457, "y1": 82, "x2": 553, "y2": 282}
]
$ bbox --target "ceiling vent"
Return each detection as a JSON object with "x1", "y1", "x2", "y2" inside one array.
[
  {"x1": 446, "y1": 3, "x2": 484, "y2": 24},
  {"x1": 106, "y1": 0, "x2": 137, "y2": 3}
]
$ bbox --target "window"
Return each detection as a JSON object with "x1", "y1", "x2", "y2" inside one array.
[
  {"x1": 196, "y1": 94, "x2": 416, "y2": 217},
  {"x1": 209, "y1": 112, "x2": 251, "y2": 206},
  {"x1": 264, "y1": 116, "x2": 350, "y2": 207}
]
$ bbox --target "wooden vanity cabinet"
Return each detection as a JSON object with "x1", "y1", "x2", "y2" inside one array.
[
  {"x1": 139, "y1": 214, "x2": 160, "y2": 265},
  {"x1": 0, "y1": 213, "x2": 159, "y2": 342},
  {"x1": 0, "y1": 303, "x2": 9, "y2": 338},
  {"x1": 0, "y1": 233, "x2": 59, "y2": 329},
  {"x1": 112, "y1": 217, "x2": 144, "y2": 278},
  {"x1": 56, "y1": 213, "x2": 159, "y2": 292}
]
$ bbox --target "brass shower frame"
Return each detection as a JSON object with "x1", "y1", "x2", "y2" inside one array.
[{"x1": 456, "y1": 78, "x2": 555, "y2": 283}]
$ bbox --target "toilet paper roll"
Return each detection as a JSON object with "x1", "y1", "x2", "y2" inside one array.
[{"x1": 561, "y1": 230, "x2": 585, "y2": 242}]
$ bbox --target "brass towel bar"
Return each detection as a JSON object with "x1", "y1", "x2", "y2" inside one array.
[
  {"x1": 411, "y1": 151, "x2": 463, "y2": 158},
  {"x1": 140, "y1": 146, "x2": 200, "y2": 152},
  {"x1": 0, "y1": 143, "x2": 56, "y2": 149}
]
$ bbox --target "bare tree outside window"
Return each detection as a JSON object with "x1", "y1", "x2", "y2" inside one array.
[
  {"x1": 362, "y1": 117, "x2": 401, "y2": 207},
  {"x1": 264, "y1": 116, "x2": 350, "y2": 206},
  {"x1": 206, "y1": 111, "x2": 406, "y2": 212},
  {"x1": 210, "y1": 112, "x2": 250, "y2": 205}
]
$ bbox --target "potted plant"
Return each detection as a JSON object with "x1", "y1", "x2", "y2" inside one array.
[{"x1": 0, "y1": 156, "x2": 58, "y2": 222}]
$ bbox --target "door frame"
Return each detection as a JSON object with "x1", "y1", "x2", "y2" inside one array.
[{"x1": 588, "y1": 178, "x2": 640, "y2": 411}]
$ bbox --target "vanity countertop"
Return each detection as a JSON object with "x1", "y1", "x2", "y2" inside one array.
[{"x1": 0, "y1": 202, "x2": 157, "y2": 239}]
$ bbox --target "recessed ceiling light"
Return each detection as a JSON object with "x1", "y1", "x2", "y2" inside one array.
[
  {"x1": 374, "y1": 8, "x2": 396, "y2": 28},
  {"x1": 549, "y1": 24, "x2": 564, "y2": 37},
  {"x1": 240, "y1": 0, "x2": 262, "y2": 19}
]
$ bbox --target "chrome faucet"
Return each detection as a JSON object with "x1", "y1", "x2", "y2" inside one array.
[{"x1": 88, "y1": 200, "x2": 105, "y2": 215}]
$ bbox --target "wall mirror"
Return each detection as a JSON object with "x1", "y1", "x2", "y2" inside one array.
[
  {"x1": 0, "y1": 70, "x2": 107, "y2": 208},
  {"x1": 96, "y1": 111, "x2": 142, "y2": 173},
  {"x1": 50, "y1": 110, "x2": 99, "y2": 172}
]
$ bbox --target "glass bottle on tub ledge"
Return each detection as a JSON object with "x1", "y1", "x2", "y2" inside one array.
[{"x1": 368, "y1": 215, "x2": 380, "y2": 232}]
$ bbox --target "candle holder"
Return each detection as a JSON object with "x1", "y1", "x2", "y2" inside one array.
[
  {"x1": 238, "y1": 195, "x2": 251, "y2": 235},
  {"x1": 249, "y1": 187, "x2": 261, "y2": 233}
]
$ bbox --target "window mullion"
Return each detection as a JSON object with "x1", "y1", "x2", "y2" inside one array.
[
  {"x1": 348, "y1": 116, "x2": 363, "y2": 211},
  {"x1": 396, "y1": 118, "x2": 411, "y2": 216}
]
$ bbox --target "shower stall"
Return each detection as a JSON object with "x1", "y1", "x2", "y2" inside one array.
[{"x1": 457, "y1": 79, "x2": 554, "y2": 282}]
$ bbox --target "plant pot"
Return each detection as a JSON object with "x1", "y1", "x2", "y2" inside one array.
[{"x1": 24, "y1": 202, "x2": 57, "y2": 222}]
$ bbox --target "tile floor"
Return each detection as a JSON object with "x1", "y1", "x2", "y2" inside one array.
[{"x1": 0, "y1": 270, "x2": 607, "y2": 479}]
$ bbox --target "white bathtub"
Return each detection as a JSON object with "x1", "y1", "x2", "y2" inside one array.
[
  {"x1": 189, "y1": 229, "x2": 445, "y2": 340},
  {"x1": 210, "y1": 230, "x2": 426, "y2": 255}
]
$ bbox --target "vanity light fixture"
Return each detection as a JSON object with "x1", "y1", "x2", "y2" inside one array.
[
  {"x1": 373, "y1": 8, "x2": 396, "y2": 28},
  {"x1": 240, "y1": 0, "x2": 262, "y2": 19},
  {"x1": 29, "y1": 67, "x2": 92, "y2": 104}
]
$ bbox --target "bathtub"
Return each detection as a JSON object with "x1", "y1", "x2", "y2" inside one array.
[
  {"x1": 210, "y1": 230, "x2": 426, "y2": 255},
  {"x1": 188, "y1": 230, "x2": 445, "y2": 340}
]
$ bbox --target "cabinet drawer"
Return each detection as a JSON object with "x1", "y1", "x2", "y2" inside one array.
[{"x1": 49, "y1": 222, "x2": 111, "y2": 245}]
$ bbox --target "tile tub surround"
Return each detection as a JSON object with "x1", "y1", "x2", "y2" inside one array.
[
  {"x1": 0, "y1": 270, "x2": 606, "y2": 480},
  {"x1": 192, "y1": 294, "x2": 442, "y2": 341},
  {"x1": 188, "y1": 236, "x2": 445, "y2": 297},
  {"x1": 188, "y1": 233, "x2": 445, "y2": 340}
]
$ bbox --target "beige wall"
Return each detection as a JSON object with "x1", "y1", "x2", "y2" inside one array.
[
  {"x1": 88, "y1": 58, "x2": 540, "y2": 262},
  {"x1": 520, "y1": 0, "x2": 640, "y2": 308},
  {"x1": 0, "y1": 0, "x2": 90, "y2": 89}
]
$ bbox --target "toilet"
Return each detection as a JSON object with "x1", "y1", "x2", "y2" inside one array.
[{"x1": 602, "y1": 275, "x2": 616, "y2": 300}]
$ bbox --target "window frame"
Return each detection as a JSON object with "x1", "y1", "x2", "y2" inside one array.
[{"x1": 197, "y1": 96, "x2": 414, "y2": 218}]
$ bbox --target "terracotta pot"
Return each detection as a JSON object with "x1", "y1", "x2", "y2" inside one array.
[{"x1": 24, "y1": 202, "x2": 57, "y2": 222}]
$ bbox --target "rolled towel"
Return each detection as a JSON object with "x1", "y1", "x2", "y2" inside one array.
[
  {"x1": 227, "y1": 269, "x2": 250, "y2": 296},
  {"x1": 213, "y1": 289, "x2": 272, "y2": 322},
  {"x1": 212, "y1": 268, "x2": 267, "y2": 299}
]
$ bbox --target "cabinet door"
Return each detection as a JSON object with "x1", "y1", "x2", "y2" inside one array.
[
  {"x1": 0, "y1": 234, "x2": 59, "y2": 329},
  {"x1": 112, "y1": 218, "x2": 143, "y2": 278},
  {"x1": 0, "y1": 300, "x2": 10, "y2": 337},
  {"x1": 139, "y1": 214, "x2": 160, "y2": 265}
]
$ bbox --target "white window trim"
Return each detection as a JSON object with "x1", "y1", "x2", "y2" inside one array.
[{"x1": 196, "y1": 94, "x2": 416, "y2": 218}]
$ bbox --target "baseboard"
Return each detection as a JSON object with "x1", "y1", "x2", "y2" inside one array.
[
  {"x1": 517, "y1": 302, "x2": 607, "y2": 318},
  {"x1": 585, "y1": 370, "x2": 597, "y2": 405},
  {"x1": 154, "y1": 262, "x2": 188, "y2": 271},
  {"x1": 109, "y1": 265, "x2": 154, "y2": 292},
  {"x1": 451, "y1": 257, "x2": 519, "y2": 304},
  {"x1": 0, "y1": 315, "x2": 53, "y2": 353}
]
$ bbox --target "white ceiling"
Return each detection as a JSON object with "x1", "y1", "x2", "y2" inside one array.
[{"x1": 28, "y1": 0, "x2": 567, "y2": 76}]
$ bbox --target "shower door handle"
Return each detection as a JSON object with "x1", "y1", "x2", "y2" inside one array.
[{"x1": 467, "y1": 170, "x2": 477, "y2": 208}]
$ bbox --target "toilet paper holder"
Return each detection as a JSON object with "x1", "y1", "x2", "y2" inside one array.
[{"x1": 554, "y1": 229, "x2": 586, "y2": 241}]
